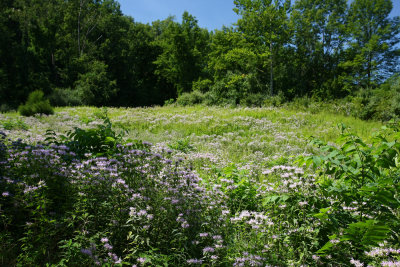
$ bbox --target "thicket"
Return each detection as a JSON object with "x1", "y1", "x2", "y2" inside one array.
[
  {"x1": 173, "y1": 74, "x2": 400, "y2": 122},
  {"x1": 0, "y1": 0, "x2": 399, "y2": 110}
]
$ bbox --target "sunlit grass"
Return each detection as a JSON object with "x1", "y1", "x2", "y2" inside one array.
[{"x1": 1, "y1": 105, "x2": 383, "y2": 175}]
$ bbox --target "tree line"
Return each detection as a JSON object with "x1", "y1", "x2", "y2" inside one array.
[{"x1": 0, "y1": 0, "x2": 399, "y2": 109}]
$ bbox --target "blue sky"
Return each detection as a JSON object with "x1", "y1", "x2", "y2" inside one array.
[
  {"x1": 118, "y1": 0, "x2": 400, "y2": 31},
  {"x1": 118, "y1": 0, "x2": 239, "y2": 30}
]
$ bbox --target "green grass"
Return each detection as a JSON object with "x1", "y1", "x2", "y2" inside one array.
[{"x1": 0, "y1": 105, "x2": 383, "y2": 176}]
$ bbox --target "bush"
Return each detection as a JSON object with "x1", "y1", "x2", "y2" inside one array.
[
  {"x1": 263, "y1": 92, "x2": 285, "y2": 107},
  {"x1": 349, "y1": 75, "x2": 400, "y2": 121},
  {"x1": 163, "y1": 98, "x2": 175, "y2": 106},
  {"x1": 45, "y1": 110, "x2": 129, "y2": 158},
  {"x1": 296, "y1": 123, "x2": 400, "y2": 265},
  {"x1": 0, "y1": 103, "x2": 15, "y2": 113},
  {"x1": 208, "y1": 72, "x2": 260, "y2": 106},
  {"x1": 239, "y1": 93, "x2": 266, "y2": 107},
  {"x1": 176, "y1": 90, "x2": 205, "y2": 106},
  {"x1": 18, "y1": 90, "x2": 54, "y2": 116},
  {"x1": 49, "y1": 88, "x2": 82, "y2": 107},
  {"x1": 192, "y1": 79, "x2": 213, "y2": 93}
]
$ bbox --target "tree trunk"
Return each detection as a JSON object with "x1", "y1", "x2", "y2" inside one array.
[{"x1": 270, "y1": 41, "x2": 274, "y2": 96}]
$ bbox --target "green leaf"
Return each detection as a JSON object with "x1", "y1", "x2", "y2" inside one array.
[{"x1": 316, "y1": 234, "x2": 337, "y2": 255}]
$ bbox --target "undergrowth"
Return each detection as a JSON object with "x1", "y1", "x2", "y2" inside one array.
[{"x1": 0, "y1": 111, "x2": 398, "y2": 266}]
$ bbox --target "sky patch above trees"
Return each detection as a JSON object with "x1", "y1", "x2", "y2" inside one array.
[
  {"x1": 117, "y1": 0, "x2": 400, "y2": 31},
  {"x1": 118, "y1": 0, "x2": 240, "y2": 30}
]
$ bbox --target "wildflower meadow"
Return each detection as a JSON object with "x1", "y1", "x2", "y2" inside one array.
[{"x1": 1, "y1": 106, "x2": 399, "y2": 266}]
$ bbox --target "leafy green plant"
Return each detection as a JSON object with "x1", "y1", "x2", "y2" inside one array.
[
  {"x1": 297, "y1": 123, "x2": 400, "y2": 263},
  {"x1": 18, "y1": 90, "x2": 54, "y2": 117},
  {"x1": 212, "y1": 164, "x2": 260, "y2": 212},
  {"x1": 239, "y1": 93, "x2": 266, "y2": 107},
  {"x1": 49, "y1": 88, "x2": 82, "y2": 107},
  {"x1": 176, "y1": 90, "x2": 205, "y2": 106},
  {"x1": 263, "y1": 92, "x2": 285, "y2": 107},
  {"x1": 168, "y1": 138, "x2": 194, "y2": 153},
  {"x1": 1, "y1": 118, "x2": 28, "y2": 130},
  {"x1": 45, "y1": 109, "x2": 128, "y2": 158}
]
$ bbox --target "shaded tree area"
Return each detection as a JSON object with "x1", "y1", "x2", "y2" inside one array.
[{"x1": 0, "y1": 0, "x2": 399, "y2": 109}]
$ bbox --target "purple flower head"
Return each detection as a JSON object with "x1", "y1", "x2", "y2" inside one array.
[
  {"x1": 137, "y1": 257, "x2": 147, "y2": 264},
  {"x1": 104, "y1": 243, "x2": 113, "y2": 250},
  {"x1": 203, "y1": 247, "x2": 215, "y2": 254},
  {"x1": 81, "y1": 248, "x2": 92, "y2": 256},
  {"x1": 213, "y1": 235, "x2": 222, "y2": 240},
  {"x1": 187, "y1": 259, "x2": 203, "y2": 264}
]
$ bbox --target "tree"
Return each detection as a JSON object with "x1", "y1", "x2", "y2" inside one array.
[
  {"x1": 290, "y1": 0, "x2": 348, "y2": 97},
  {"x1": 153, "y1": 12, "x2": 210, "y2": 96},
  {"x1": 344, "y1": 0, "x2": 400, "y2": 88},
  {"x1": 234, "y1": 0, "x2": 291, "y2": 96},
  {"x1": 75, "y1": 57, "x2": 117, "y2": 106}
]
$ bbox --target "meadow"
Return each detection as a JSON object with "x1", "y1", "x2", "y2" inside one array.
[{"x1": 1, "y1": 106, "x2": 399, "y2": 266}]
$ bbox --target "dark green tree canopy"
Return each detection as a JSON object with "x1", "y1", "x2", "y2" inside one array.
[{"x1": 0, "y1": 0, "x2": 399, "y2": 108}]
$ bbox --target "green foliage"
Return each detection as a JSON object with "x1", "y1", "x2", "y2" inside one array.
[
  {"x1": 213, "y1": 164, "x2": 260, "y2": 213},
  {"x1": 0, "y1": 118, "x2": 28, "y2": 131},
  {"x1": 209, "y1": 72, "x2": 259, "y2": 106},
  {"x1": 1, "y1": 0, "x2": 400, "y2": 108},
  {"x1": 240, "y1": 93, "x2": 266, "y2": 107},
  {"x1": 192, "y1": 79, "x2": 212, "y2": 93},
  {"x1": 49, "y1": 88, "x2": 82, "y2": 107},
  {"x1": 75, "y1": 59, "x2": 117, "y2": 107},
  {"x1": 153, "y1": 12, "x2": 209, "y2": 96},
  {"x1": 296, "y1": 123, "x2": 400, "y2": 263},
  {"x1": 45, "y1": 109, "x2": 128, "y2": 158},
  {"x1": 263, "y1": 92, "x2": 285, "y2": 107},
  {"x1": 18, "y1": 90, "x2": 54, "y2": 116},
  {"x1": 0, "y1": 104, "x2": 15, "y2": 113},
  {"x1": 163, "y1": 98, "x2": 175, "y2": 106},
  {"x1": 176, "y1": 90, "x2": 205, "y2": 106},
  {"x1": 350, "y1": 75, "x2": 400, "y2": 121},
  {"x1": 168, "y1": 138, "x2": 194, "y2": 153},
  {"x1": 344, "y1": 0, "x2": 400, "y2": 86}
]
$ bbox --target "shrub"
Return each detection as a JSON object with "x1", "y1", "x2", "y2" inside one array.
[
  {"x1": 49, "y1": 88, "x2": 82, "y2": 107},
  {"x1": 350, "y1": 75, "x2": 400, "y2": 121},
  {"x1": 296, "y1": 123, "x2": 400, "y2": 265},
  {"x1": 176, "y1": 90, "x2": 205, "y2": 106},
  {"x1": 263, "y1": 92, "x2": 285, "y2": 107},
  {"x1": 163, "y1": 98, "x2": 175, "y2": 106},
  {"x1": 239, "y1": 93, "x2": 266, "y2": 107},
  {"x1": 45, "y1": 109, "x2": 129, "y2": 158},
  {"x1": 18, "y1": 90, "x2": 54, "y2": 116},
  {"x1": 192, "y1": 79, "x2": 213, "y2": 93},
  {"x1": 0, "y1": 103, "x2": 15, "y2": 113}
]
